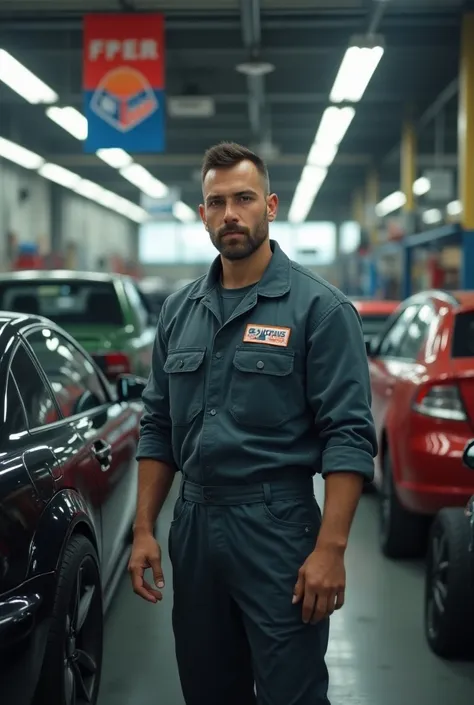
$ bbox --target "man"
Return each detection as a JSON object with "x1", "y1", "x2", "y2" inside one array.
[{"x1": 129, "y1": 142, "x2": 377, "y2": 705}]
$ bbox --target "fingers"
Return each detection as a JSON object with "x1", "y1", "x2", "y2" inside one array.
[
  {"x1": 128, "y1": 546, "x2": 165, "y2": 603},
  {"x1": 335, "y1": 589, "x2": 345, "y2": 610},
  {"x1": 302, "y1": 583, "x2": 316, "y2": 624},
  {"x1": 311, "y1": 590, "x2": 337, "y2": 625},
  {"x1": 292, "y1": 571, "x2": 305, "y2": 605}
]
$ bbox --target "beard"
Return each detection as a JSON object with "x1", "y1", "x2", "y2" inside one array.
[{"x1": 208, "y1": 210, "x2": 268, "y2": 261}]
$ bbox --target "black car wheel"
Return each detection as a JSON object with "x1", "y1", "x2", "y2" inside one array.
[
  {"x1": 35, "y1": 534, "x2": 103, "y2": 705},
  {"x1": 380, "y1": 450, "x2": 429, "y2": 559},
  {"x1": 425, "y1": 508, "x2": 474, "y2": 659}
]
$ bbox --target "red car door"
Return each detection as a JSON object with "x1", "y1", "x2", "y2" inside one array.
[{"x1": 369, "y1": 302, "x2": 421, "y2": 483}]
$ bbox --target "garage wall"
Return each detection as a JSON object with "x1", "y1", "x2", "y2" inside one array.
[
  {"x1": 60, "y1": 192, "x2": 137, "y2": 270},
  {"x1": 0, "y1": 158, "x2": 138, "y2": 270},
  {"x1": 0, "y1": 159, "x2": 51, "y2": 264}
]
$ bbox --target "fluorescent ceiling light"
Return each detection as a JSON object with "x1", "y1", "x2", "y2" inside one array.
[
  {"x1": 236, "y1": 61, "x2": 275, "y2": 76},
  {"x1": 307, "y1": 142, "x2": 338, "y2": 168},
  {"x1": 288, "y1": 171, "x2": 328, "y2": 224},
  {"x1": 315, "y1": 106, "x2": 355, "y2": 147},
  {"x1": 0, "y1": 136, "x2": 44, "y2": 169},
  {"x1": 301, "y1": 165, "x2": 328, "y2": 186},
  {"x1": 39, "y1": 162, "x2": 82, "y2": 189},
  {"x1": 74, "y1": 179, "x2": 107, "y2": 200},
  {"x1": 173, "y1": 200, "x2": 196, "y2": 223},
  {"x1": 46, "y1": 106, "x2": 88, "y2": 141},
  {"x1": 447, "y1": 200, "x2": 462, "y2": 216},
  {"x1": 330, "y1": 45, "x2": 384, "y2": 103},
  {"x1": 119, "y1": 163, "x2": 169, "y2": 199},
  {"x1": 375, "y1": 190, "x2": 406, "y2": 217},
  {"x1": 96, "y1": 148, "x2": 132, "y2": 169},
  {"x1": 0, "y1": 48, "x2": 58, "y2": 104},
  {"x1": 413, "y1": 176, "x2": 430, "y2": 196},
  {"x1": 422, "y1": 208, "x2": 442, "y2": 225}
]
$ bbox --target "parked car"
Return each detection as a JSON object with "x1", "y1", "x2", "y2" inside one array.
[
  {"x1": 0, "y1": 271, "x2": 156, "y2": 381},
  {"x1": 138, "y1": 276, "x2": 172, "y2": 319},
  {"x1": 0, "y1": 311, "x2": 146, "y2": 705},
  {"x1": 367, "y1": 290, "x2": 474, "y2": 558},
  {"x1": 424, "y1": 439, "x2": 474, "y2": 659},
  {"x1": 350, "y1": 298, "x2": 399, "y2": 350}
]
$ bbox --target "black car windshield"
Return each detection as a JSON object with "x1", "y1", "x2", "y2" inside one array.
[
  {"x1": 0, "y1": 280, "x2": 124, "y2": 326},
  {"x1": 452, "y1": 311, "x2": 474, "y2": 357},
  {"x1": 360, "y1": 314, "x2": 391, "y2": 338}
]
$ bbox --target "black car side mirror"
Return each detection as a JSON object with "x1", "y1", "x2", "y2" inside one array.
[
  {"x1": 117, "y1": 374, "x2": 147, "y2": 403},
  {"x1": 462, "y1": 440, "x2": 474, "y2": 470}
]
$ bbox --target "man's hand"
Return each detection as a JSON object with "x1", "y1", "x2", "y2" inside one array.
[
  {"x1": 292, "y1": 546, "x2": 346, "y2": 624},
  {"x1": 128, "y1": 530, "x2": 165, "y2": 603}
]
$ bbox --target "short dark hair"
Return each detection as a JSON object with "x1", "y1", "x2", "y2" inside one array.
[{"x1": 201, "y1": 141, "x2": 270, "y2": 193}]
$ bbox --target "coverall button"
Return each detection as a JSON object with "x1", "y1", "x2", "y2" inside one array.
[
  {"x1": 209, "y1": 408, "x2": 217, "y2": 416},
  {"x1": 178, "y1": 359, "x2": 184, "y2": 368},
  {"x1": 256, "y1": 360, "x2": 265, "y2": 370},
  {"x1": 215, "y1": 352, "x2": 222, "y2": 359}
]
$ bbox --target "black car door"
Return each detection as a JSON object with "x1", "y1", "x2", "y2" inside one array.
[
  {"x1": 22, "y1": 326, "x2": 140, "y2": 592},
  {"x1": 5, "y1": 339, "x2": 102, "y2": 568}
]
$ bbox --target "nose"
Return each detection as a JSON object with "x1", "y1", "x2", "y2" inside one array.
[{"x1": 223, "y1": 201, "x2": 239, "y2": 223}]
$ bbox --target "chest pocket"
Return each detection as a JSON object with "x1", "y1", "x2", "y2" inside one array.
[
  {"x1": 164, "y1": 348, "x2": 206, "y2": 425},
  {"x1": 230, "y1": 347, "x2": 302, "y2": 428}
]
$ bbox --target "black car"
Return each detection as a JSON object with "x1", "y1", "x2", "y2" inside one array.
[
  {"x1": 0, "y1": 311, "x2": 146, "y2": 705},
  {"x1": 424, "y1": 439, "x2": 474, "y2": 659}
]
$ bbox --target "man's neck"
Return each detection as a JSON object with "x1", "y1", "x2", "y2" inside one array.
[{"x1": 220, "y1": 239, "x2": 272, "y2": 290}]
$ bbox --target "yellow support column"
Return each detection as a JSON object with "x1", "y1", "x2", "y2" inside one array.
[
  {"x1": 459, "y1": 12, "x2": 474, "y2": 288},
  {"x1": 401, "y1": 118, "x2": 416, "y2": 213},
  {"x1": 365, "y1": 168, "x2": 379, "y2": 247}
]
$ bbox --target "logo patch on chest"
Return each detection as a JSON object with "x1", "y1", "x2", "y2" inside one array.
[{"x1": 243, "y1": 324, "x2": 291, "y2": 347}]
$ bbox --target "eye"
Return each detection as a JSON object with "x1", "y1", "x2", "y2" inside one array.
[{"x1": 240, "y1": 195, "x2": 252, "y2": 202}]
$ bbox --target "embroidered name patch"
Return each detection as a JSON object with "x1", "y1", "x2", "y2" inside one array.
[{"x1": 243, "y1": 324, "x2": 291, "y2": 347}]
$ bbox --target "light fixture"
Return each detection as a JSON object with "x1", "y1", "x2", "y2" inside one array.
[
  {"x1": 375, "y1": 191, "x2": 407, "y2": 217},
  {"x1": 119, "y1": 163, "x2": 169, "y2": 199},
  {"x1": 39, "y1": 163, "x2": 82, "y2": 189},
  {"x1": 0, "y1": 48, "x2": 58, "y2": 104},
  {"x1": 235, "y1": 61, "x2": 275, "y2": 76},
  {"x1": 288, "y1": 170, "x2": 328, "y2": 224},
  {"x1": 46, "y1": 106, "x2": 88, "y2": 141},
  {"x1": 0, "y1": 136, "x2": 44, "y2": 169},
  {"x1": 330, "y1": 38, "x2": 384, "y2": 103},
  {"x1": 307, "y1": 142, "x2": 338, "y2": 168},
  {"x1": 173, "y1": 200, "x2": 196, "y2": 223},
  {"x1": 447, "y1": 200, "x2": 462, "y2": 216},
  {"x1": 314, "y1": 106, "x2": 356, "y2": 147},
  {"x1": 422, "y1": 208, "x2": 442, "y2": 225},
  {"x1": 413, "y1": 176, "x2": 430, "y2": 196},
  {"x1": 74, "y1": 179, "x2": 107, "y2": 200},
  {"x1": 96, "y1": 148, "x2": 133, "y2": 169}
]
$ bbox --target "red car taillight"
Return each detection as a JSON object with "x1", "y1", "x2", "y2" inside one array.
[
  {"x1": 94, "y1": 352, "x2": 131, "y2": 380},
  {"x1": 412, "y1": 382, "x2": 467, "y2": 422}
]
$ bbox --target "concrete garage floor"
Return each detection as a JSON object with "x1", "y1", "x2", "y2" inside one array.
[{"x1": 98, "y1": 476, "x2": 474, "y2": 705}]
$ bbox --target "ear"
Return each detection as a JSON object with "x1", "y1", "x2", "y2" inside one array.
[
  {"x1": 199, "y1": 204, "x2": 207, "y2": 229},
  {"x1": 267, "y1": 193, "x2": 278, "y2": 222}
]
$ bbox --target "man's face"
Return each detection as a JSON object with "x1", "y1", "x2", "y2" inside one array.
[{"x1": 199, "y1": 160, "x2": 278, "y2": 261}]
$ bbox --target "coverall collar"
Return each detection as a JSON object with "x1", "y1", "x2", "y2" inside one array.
[{"x1": 188, "y1": 238, "x2": 291, "y2": 301}]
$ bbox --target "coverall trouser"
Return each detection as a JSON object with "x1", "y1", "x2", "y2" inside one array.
[{"x1": 168, "y1": 476, "x2": 331, "y2": 705}]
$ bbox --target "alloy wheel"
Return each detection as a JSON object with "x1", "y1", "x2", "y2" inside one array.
[
  {"x1": 63, "y1": 556, "x2": 102, "y2": 705},
  {"x1": 426, "y1": 530, "x2": 449, "y2": 641}
]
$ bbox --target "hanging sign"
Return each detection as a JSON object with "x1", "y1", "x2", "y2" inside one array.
[{"x1": 83, "y1": 13, "x2": 165, "y2": 153}]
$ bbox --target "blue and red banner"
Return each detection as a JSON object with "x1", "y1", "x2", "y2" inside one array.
[{"x1": 83, "y1": 13, "x2": 165, "y2": 153}]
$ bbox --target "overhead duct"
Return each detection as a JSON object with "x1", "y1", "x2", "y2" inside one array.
[{"x1": 238, "y1": 0, "x2": 275, "y2": 154}]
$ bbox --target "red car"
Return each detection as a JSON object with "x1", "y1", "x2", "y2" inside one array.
[
  {"x1": 350, "y1": 298, "x2": 399, "y2": 349},
  {"x1": 367, "y1": 290, "x2": 474, "y2": 558}
]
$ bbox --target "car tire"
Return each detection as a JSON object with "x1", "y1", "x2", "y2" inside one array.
[
  {"x1": 425, "y1": 508, "x2": 474, "y2": 659},
  {"x1": 380, "y1": 449, "x2": 429, "y2": 559},
  {"x1": 34, "y1": 533, "x2": 103, "y2": 705}
]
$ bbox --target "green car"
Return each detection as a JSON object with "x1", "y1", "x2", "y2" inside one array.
[{"x1": 0, "y1": 270, "x2": 157, "y2": 380}]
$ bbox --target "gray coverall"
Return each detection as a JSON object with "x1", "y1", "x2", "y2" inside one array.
[{"x1": 136, "y1": 239, "x2": 377, "y2": 705}]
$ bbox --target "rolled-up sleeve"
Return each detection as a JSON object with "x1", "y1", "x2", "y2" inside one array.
[
  {"x1": 136, "y1": 313, "x2": 175, "y2": 467},
  {"x1": 306, "y1": 300, "x2": 377, "y2": 482}
]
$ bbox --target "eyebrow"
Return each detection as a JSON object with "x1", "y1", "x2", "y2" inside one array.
[{"x1": 206, "y1": 189, "x2": 257, "y2": 202}]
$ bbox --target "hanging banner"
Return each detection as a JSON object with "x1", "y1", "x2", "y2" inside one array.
[{"x1": 83, "y1": 13, "x2": 165, "y2": 153}]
